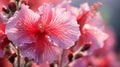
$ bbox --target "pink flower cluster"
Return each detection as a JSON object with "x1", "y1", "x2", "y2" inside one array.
[{"x1": 0, "y1": 0, "x2": 117, "y2": 67}]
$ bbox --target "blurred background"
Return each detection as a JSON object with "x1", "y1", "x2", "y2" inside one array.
[{"x1": 71, "y1": 0, "x2": 120, "y2": 52}]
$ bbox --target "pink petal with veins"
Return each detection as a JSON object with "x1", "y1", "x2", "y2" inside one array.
[{"x1": 6, "y1": 4, "x2": 80, "y2": 63}]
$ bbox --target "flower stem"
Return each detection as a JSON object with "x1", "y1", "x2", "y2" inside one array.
[
  {"x1": 60, "y1": 49, "x2": 65, "y2": 67},
  {"x1": 65, "y1": 47, "x2": 83, "y2": 67},
  {"x1": 24, "y1": 62, "x2": 27, "y2": 67},
  {"x1": 17, "y1": 47, "x2": 20, "y2": 67},
  {"x1": 16, "y1": 0, "x2": 21, "y2": 10}
]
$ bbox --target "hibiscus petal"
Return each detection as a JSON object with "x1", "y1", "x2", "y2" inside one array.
[
  {"x1": 83, "y1": 24, "x2": 108, "y2": 48},
  {"x1": 6, "y1": 4, "x2": 40, "y2": 45},
  {"x1": 20, "y1": 38, "x2": 61, "y2": 64},
  {"x1": 73, "y1": 24, "x2": 108, "y2": 54},
  {"x1": 38, "y1": 4, "x2": 80, "y2": 49}
]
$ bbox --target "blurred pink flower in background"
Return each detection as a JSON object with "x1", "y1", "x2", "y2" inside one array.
[
  {"x1": 0, "y1": 0, "x2": 9, "y2": 12},
  {"x1": 0, "y1": 21, "x2": 10, "y2": 57},
  {"x1": 0, "y1": 57, "x2": 13, "y2": 67},
  {"x1": 76, "y1": 24, "x2": 108, "y2": 53},
  {"x1": 69, "y1": 49, "x2": 119, "y2": 67},
  {"x1": 22, "y1": 0, "x2": 62, "y2": 11},
  {"x1": 67, "y1": 3, "x2": 108, "y2": 54},
  {"x1": 31, "y1": 61, "x2": 50, "y2": 67}
]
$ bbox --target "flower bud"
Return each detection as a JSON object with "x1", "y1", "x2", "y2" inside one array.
[
  {"x1": 81, "y1": 43, "x2": 91, "y2": 52},
  {"x1": 50, "y1": 63, "x2": 54, "y2": 67},
  {"x1": 74, "y1": 53, "x2": 83, "y2": 59},
  {"x1": 8, "y1": 2, "x2": 16, "y2": 12},
  {"x1": 68, "y1": 53, "x2": 73, "y2": 62},
  {"x1": 2, "y1": 6, "x2": 9, "y2": 13},
  {"x1": 9, "y1": 53, "x2": 17, "y2": 63}
]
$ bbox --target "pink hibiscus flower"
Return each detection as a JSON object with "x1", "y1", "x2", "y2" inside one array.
[
  {"x1": 73, "y1": 24, "x2": 108, "y2": 54},
  {"x1": 71, "y1": 3, "x2": 108, "y2": 54},
  {"x1": 6, "y1": 4, "x2": 80, "y2": 63}
]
